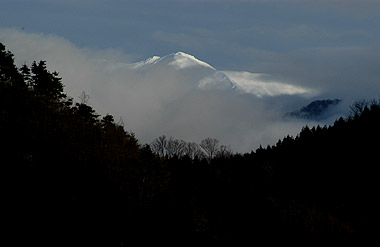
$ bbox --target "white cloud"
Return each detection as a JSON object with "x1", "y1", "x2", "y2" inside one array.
[
  {"x1": 222, "y1": 71, "x2": 317, "y2": 98},
  {"x1": 0, "y1": 28, "x2": 346, "y2": 152}
]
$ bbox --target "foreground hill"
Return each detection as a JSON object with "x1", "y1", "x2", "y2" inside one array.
[
  {"x1": 247, "y1": 102, "x2": 380, "y2": 233},
  {"x1": 164, "y1": 102, "x2": 380, "y2": 237},
  {"x1": 1, "y1": 42, "x2": 169, "y2": 243}
]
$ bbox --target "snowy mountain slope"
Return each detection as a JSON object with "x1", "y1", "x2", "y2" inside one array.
[
  {"x1": 129, "y1": 52, "x2": 316, "y2": 98},
  {"x1": 131, "y1": 52, "x2": 215, "y2": 70},
  {"x1": 91, "y1": 52, "x2": 345, "y2": 152},
  {"x1": 131, "y1": 56, "x2": 161, "y2": 69},
  {"x1": 198, "y1": 71, "x2": 235, "y2": 90},
  {"x1": 168, "y1": 52, "x2": 216, "y2": 70}
]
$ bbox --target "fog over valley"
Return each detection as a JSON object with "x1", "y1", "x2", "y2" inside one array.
[{"x1": 1, "y1": 28, "x2": 360, "y2": 152}]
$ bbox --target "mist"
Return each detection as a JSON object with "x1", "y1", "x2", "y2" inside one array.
[{"x1": 0, "y1": 28, "x2": 357, "y2": 152}]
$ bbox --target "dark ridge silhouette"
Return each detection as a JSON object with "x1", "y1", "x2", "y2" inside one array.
[
  {"x1": 1, "y1": 42, "x2": 378, "y2": 243},
  {"x1": 285, "y1": 99, "x2": 342, "y2": 120}
]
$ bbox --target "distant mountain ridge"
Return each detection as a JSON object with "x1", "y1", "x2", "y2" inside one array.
[{"x1": 286, "y1": 99, "x2": 342, "y2": 120}]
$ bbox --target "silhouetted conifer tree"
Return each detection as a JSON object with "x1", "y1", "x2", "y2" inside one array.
[
  {"x1": 30, "y1": 60, "x2": 65, "y2": 99},
  {"x1": 0, "y1": 43, "x2": 24, "y2": 87}
]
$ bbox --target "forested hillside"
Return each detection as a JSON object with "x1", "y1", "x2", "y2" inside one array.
[
  {"x1": 0, "y1": 43, "x2": 168, "y2": 244},
  {"x1": 1, "y1": 43, "x2": 378, "y2": 243}
]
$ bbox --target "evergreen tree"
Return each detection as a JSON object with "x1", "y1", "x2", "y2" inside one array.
[
  {"x1": 0, "y1": 43, "x2": 24, "y2": 87},
  {"x1": 19, "y1": 63, "x2": 31, "y2": 86},
  {"x1": 30, "y1": 60, "x2": 65, "y2": 99},
  {"x1": 74, "y1": 102, "x2": 100, "y2": 125}
]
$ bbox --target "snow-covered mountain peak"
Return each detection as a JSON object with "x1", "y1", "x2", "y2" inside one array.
[
  {"x1": 129, "y1": 52, "x2": 317, "y2": 98},
  {"x1": 131, "y1": 55, "x2": 161, "y2": 69},
  {"x1": 168, "y1": 52, "x2": 216, "y2": 70},
  {"x1": 146, "y1": 55, "x2": 161, "y2": 64},
  {"x1": 131, "y1": 52, "x2": 215, "y2": 71}
]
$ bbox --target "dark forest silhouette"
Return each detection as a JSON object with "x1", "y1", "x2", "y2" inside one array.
[{"x1": 1, "y1": 43, "x2": 379, "y2": 243}]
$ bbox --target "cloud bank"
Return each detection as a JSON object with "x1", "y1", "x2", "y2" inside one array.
[{"x1": 0, "y1": 28, "x2": 362, "y2": 152}]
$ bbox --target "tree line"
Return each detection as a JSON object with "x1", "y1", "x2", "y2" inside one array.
[{"x1": 151, "y1": 135, "x2": 233, "y2": 161}]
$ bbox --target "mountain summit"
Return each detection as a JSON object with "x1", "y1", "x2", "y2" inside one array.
[
  {"x1": 168, "y1": 52, "x2": 216, "y2": 70},
  {"x1": 130, "y1": 52, "x2": 316, "y2": 98},
  {"x1": 132, "y1": 52, "x2": 215, "y2": 70}
]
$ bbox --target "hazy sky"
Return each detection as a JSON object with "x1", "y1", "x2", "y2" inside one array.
[
  {"x1": 2, "y1": 1, "x2": 380, "y2": 67},
  {"x1": 2, "y1": 1, "x2": 380, "y2": 91},
  {"x1": 1, "y1": 0, "x2": 380, "y2": 151}
]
